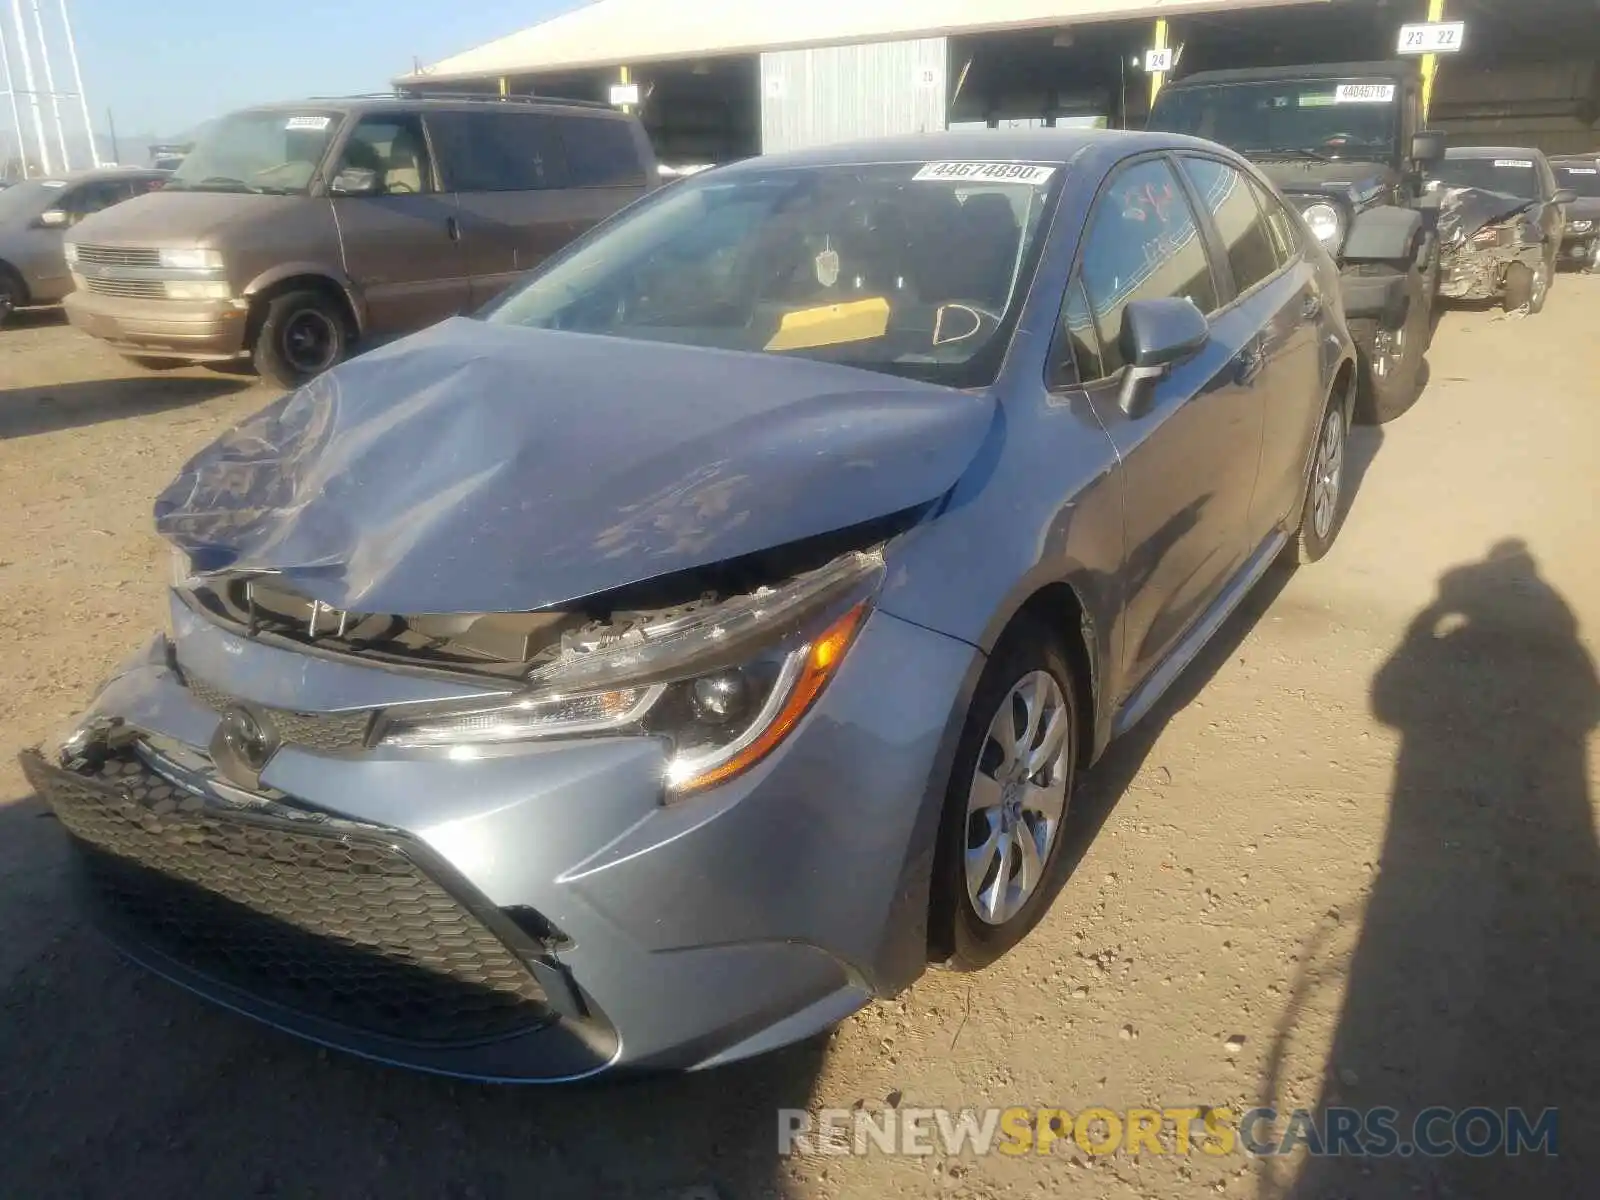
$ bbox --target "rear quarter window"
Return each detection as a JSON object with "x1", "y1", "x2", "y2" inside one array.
[{"x1": 558, "y1": 117, "x2": 647, "y2": 188}]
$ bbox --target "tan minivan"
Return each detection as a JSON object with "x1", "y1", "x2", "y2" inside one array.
[{"x1": 62, "y1": 95, "x2": 659, "y2": 386}]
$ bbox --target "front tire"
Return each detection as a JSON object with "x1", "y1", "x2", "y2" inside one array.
[
  {"x1": 1292, "y1": 390, "x2": 1350, "y2": 566},
  {"x1": 0, "y1": 266, "x2": 24, "y2": 326},
  {"x1": 251, "y1": 289, "x2": 348, "y2": 388},
  {"x1": 1504, "y1": 258, "x2": 1550, "y2": 314},
  {"x1": 931, "y1": 617, "x2": 1080, "y2": 972},
  {"x1": 1350, "y1": 267, "x2": 1426, "y2": 425}
]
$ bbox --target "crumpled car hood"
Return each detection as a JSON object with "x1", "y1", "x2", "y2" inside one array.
[
  {"x1": 155, "y1": 317, "x2": 995, "y2": 614},
  {"x1": 1438, "y1": 187, "x2": 1538, "y2": 244}
]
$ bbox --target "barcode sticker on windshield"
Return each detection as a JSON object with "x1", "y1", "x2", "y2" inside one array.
[
  {"x1": 285, "y1": 115, "x2": 331, "y2": 131},
  {"x1": 1335, "y1": 84, "x2": 1396, "y2": 103},
  {"x1": 1494, "y1": 159, "x2": 1535, "y2": 169},
  {"x1": 913, "y1": 162, "x2": 1056, "y2": 185}
]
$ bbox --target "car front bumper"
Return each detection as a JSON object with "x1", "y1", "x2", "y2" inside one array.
[
  {"x1": 62, "y1": 290, "x2": 249, "y2": 361},
  {"x1": 27, "y1": 597, "x2": 978, "y2": 1081}
]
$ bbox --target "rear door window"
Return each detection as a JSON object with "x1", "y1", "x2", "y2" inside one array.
[
  {"x1": 428, "y1": 110, "x2": 571, "y2": 193},
  {"x1": 558, "y1": 117, "x2": 646, "y2": 187},
  {"x1": 1179, "y1": 155, "x2": 1283, "y2": 298}
]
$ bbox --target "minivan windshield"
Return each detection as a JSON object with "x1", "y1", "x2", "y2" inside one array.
[
  {"x1": 484, "y1": 161, "x2": 1063, "y2": 387},
  {"x1": 1431, "y1": 155, "x2": 1540, "y2": 199},
  {"x1": 166, "y1": 109, "x2": 343, "y2": 195},
  {"x1": 1149, "y1": 79, "x2": 1401, "y2": 161}
]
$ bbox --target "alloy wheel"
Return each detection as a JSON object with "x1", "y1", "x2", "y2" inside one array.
[
  {"x1": 1311, "y1": 405, "x2": 1345, "y2": 542},
  {"x1": 281, "y1": 309, "x2": 340, "y2": 375},
  {"x1": 964, "y1": 671, "x2": 1071, "y2": 925}
]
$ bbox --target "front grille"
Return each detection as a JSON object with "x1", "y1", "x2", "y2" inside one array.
[
  {"x1": 75, "y1": 244, "x2": 162, "y2": 268},
  {"x1": 22, "y1": 751, "x2": 552, "y2": 1045},
  {"x1": 83, "y1": 276, "x2": 166, "y2": 300},
  {"x1": 183, "y1": 675, "x2": 373, "y2": 754}
]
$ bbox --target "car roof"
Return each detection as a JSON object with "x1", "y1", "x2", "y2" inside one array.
[
  {"x1": 1444, "y1": 146, "x2": 1546, "y2": 160},
  {"x1": 714, "y1": 128, "x2": 1205, "y2": 173},
  {"x1": 1166, "y1": 60, "x2": 1418, "y2": 88},
  {"x1": 237, "y1": 94, "x2": 630, "y2": 119}
]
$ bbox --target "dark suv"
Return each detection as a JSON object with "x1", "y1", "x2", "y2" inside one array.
[{"x1": 1148, "y1": 61, "x2": 1446, "y2": 423}]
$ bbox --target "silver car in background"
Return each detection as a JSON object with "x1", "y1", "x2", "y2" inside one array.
[{"x1": 0, "y1": 167, "x2": 168, "y2": 324}]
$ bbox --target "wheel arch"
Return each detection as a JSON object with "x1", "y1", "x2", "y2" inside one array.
[{"x1": 241, "y1": 267, "x2": 362, "y2": 345}]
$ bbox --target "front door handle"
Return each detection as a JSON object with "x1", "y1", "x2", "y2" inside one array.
[
  {"x1": 446, "y1": 215, "x2": 461, "y2": 242},
  {"x1": 1234, "y1": 340, "x2": 1266, "y2": 387},
  {"x1": 1302, "y1": 292, "x2": 1323, "y2": 320}
]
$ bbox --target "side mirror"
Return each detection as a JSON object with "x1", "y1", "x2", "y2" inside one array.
[
  {"x1": 1117, "y1": 298, "x2": 1209, "y2": 418},
  {"x1": 1552, "y1": 189, "x2": 1577, "y2": 206},
  {"x1": 36, "y1": 208, "x2": 69, "y2": 229},
  {"x1": 1410, "y1": 130, "x2": 1448, "y2": 167},
  {"x1": 329, "y1": 166, "x2": 379, "y2": 197}
]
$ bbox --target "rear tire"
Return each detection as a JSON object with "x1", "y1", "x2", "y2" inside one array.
[
  {"x1": 1292, "y1": 389, "x2": 1351, "y2": 566},
  {"x1": 931, "y1": 616, "x2": 1080, "y2": 972},
  {"x1": 251, "y1": 289, "x2": 348, "y2": 388},
  {"x1": 1350, "y1": 268, "x2": 1426, "y2": 425}
]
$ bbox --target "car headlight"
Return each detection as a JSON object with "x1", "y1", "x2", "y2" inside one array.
[
  {"x1": 63, "y1": 241, "x2": 78, "y2": 264},
  {"x1": 158, "y1": 247, "x2": 223, "y2": 271},
  {"x1": 1300, "y1": 202, "x2": 1345, "y2": 250},
  {"x1": 378, "y1": 550, "x2": 885, "y2": 796},
  {"x1": 163, "y1": 279, "x2": 232, "y2": 300}
]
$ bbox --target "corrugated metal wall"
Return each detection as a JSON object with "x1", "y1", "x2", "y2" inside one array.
[{"x1": 760, "y1": 38, "x2": 948, "y2": 154}]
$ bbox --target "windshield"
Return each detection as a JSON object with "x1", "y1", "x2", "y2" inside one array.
[
  {"x1": 1554, "y1": 163, "x2": 1600, "y2": 197},
  {"x1": 483, "y1": 161, "x2": 1064, "y2": 387},
  {"x1": 167, "y1": 109, "x2": 343, "y2": 195},
  {"x1": 0, "y1": 178, "x2": 65, "y2": 223},
  {"x1": 1431, "y1": 156, "x2": 1539, "y2": 199},
  {"x1": 1149, "y1": 79, "x2": 1401, "y2": 160}
]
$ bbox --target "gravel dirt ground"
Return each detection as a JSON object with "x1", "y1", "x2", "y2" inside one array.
[{"x1": 0, "y1": 284, "x2": 1596, "y2": 1200}]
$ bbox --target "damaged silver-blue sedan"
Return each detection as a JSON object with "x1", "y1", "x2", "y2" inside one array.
[{"x1": 25, "y1": 130, "x2": 1357, "y2": 1081}]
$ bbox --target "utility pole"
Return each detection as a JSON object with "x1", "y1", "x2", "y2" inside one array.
[
  {"x1": 105, "y1": 104, "x2": 116, "y2": 164},
  {"x1": 1, "y1": 23, "x2": 26, "y2": 177},
  {"x1": 8, "y1": 0, "x2": 49, "y2": 173},
  {"x1": 60, "y1": 0, "x2": 96, "y2": 166},
  {"x1": 27, "y1": 0, "x2": 67, "y2": 169}
]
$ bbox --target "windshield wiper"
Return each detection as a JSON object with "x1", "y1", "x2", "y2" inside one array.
[
  {"x1": 1254, "y1": 147, "x2": 1334, "y2": 163},
  {"x1": 169, "y1": 176, "x2": 265, "y2": 194}
]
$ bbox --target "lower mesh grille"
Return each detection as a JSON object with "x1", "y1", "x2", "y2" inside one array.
[{"x1": 23, "y1": 752, "x2": 551, "y2": 1045}]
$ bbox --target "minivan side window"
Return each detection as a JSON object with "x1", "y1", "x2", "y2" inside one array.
[
  {"x1": 336, "y1": 115, "x2": 436, "y2": 195},
  {"x1": 428, "y1": 110, "x2": 569, "y2": 193},
  {"x1": 1078, "y1": 157, "x2": 1219, "y2": 378},
  {"x1": 559, "y1": 117, "x2": 646, "y2": 188},
  {"x1": 1179, "y1": 155, "x2": 1282, "y2": 298}
]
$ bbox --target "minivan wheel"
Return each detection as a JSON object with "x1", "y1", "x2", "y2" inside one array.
[
  {"x1": 0, "y1": 268, "x2": 22, "y2": 326},
  {"x1": 252, "y1": 289, "x2": 348, "y2": 388},
  {"x1": 932, "y1": 616, "x2": 1080, "y2": 972}
]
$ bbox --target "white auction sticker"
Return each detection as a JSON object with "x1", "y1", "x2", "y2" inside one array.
[
  {"x1": 1567, "y1": 167, "x2": 1598, "y2": 175},
  {"x1": 1335, "y1": 83, "x2": 1396, "y2": 104},
  {"x1": 1494, "y1": 159, "x2": 1535, "y2": 169},
  {"x1": 913, "y1": 162, "x2": 1056, "y2": 185},
  {"x1": 285, "y1": 115, "x2": 331, "y2": 131}
]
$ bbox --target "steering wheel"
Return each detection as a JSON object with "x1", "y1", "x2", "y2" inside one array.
[
  {"x1": 385, "y1": 180, "x2": 416, "y2": 195},
  {"x1": 932, "y1": 301, "x2": 1002, "y2": 348}
]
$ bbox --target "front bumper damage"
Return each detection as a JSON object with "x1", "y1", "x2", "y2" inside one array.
[
  {"x1": 26, "y1": 594, "x2": 978, "y2": 1081},
  {"x1": 1437, "y1": 242, "x2": 1542, "y2": 302}
]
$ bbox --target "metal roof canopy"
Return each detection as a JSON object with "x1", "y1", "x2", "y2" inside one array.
[{"x1": 400, "y1": 0, "x2": 1329, "y2": 85}]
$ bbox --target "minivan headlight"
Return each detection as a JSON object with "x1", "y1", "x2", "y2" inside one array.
[
  {"x1": 163, "y1": 280, "x2": 232, "y2": 300},
  {"x1": 378, "y1": 550, "x2": 885, "y2": 796},
  {"x1": 159, "y1": 247, "x2": 223, "y2": 271},
  {"x1": 1300, "y1": 202, "x2": 1345, "y2": 250},
  {"x1": 63, "y1": 241, "x2": 78, "y2": 264}
]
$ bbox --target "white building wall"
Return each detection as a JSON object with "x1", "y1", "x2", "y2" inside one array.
[{"x1": 760, "y1": 37, "x2": 948, "y2": 154}]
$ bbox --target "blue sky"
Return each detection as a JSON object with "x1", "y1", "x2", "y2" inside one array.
[{"x1": 65, "y1": 0, "x2": 575, "y2": 137}]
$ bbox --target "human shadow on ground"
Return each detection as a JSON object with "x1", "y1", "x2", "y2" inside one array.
[
  {"x1": 0, "y1": 375, "x2": 256, "y2": 439},
  {"x1": 1273, "y1": 540, "x2": 1600, "y2": 1198}
]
